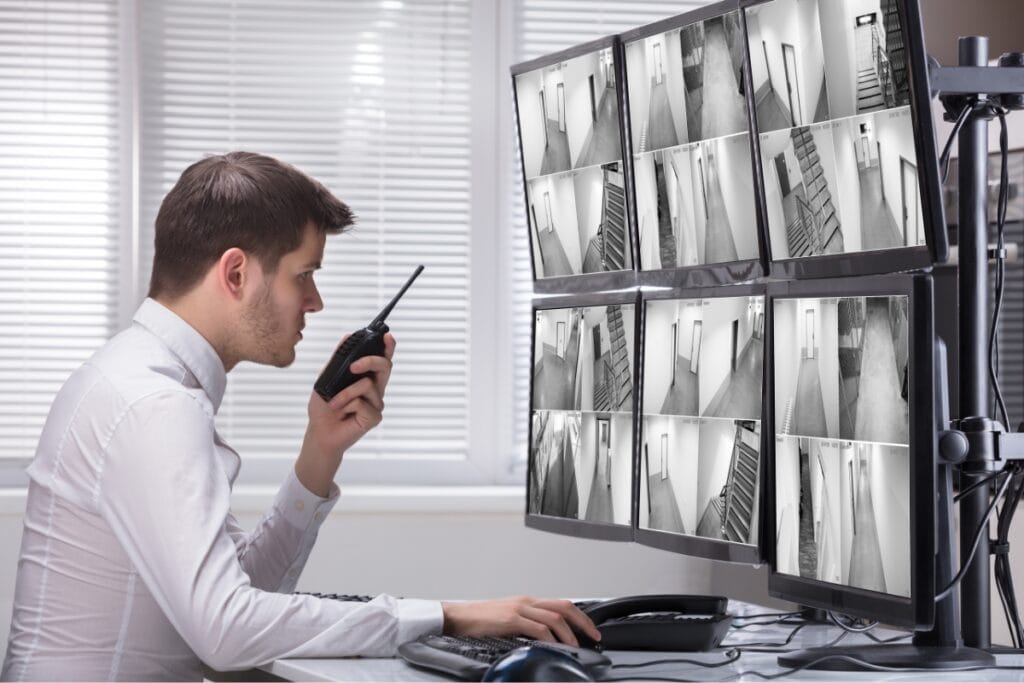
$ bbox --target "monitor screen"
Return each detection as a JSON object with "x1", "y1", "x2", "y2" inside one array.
[
  {"x1": 744, "y1": 0, "x2": 946, "y2": 277},
  {"x1": 623, "y1": 4, "x2": 764, "y2": 287},
  {"x1": 513, "y1": 38, "x2": 636, "y2": 292},
  {"x1": 768, "y1": 275, "x2": 935, "y2": 628},
  {"x1": 636, "y1": 287, "x2": 765, "y2": 563},
  {"x1": 527, "y1": 292, "x2": 638, "y2": 540}
]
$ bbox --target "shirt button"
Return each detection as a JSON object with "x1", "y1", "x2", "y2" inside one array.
[
  {"x1": 294, "y1": 500, "x2": 305, "y2": 512},
  {"x1": 289, "y1": 569, "x2": 299, "y2": 579},
  {"x1": 314, "y1": 511, "x2": 325, "y2": 522}
]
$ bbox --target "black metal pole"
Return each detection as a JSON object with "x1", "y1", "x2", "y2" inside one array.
[{"x1": 957, "y1": 35, "x2": 993, "y2": 650}]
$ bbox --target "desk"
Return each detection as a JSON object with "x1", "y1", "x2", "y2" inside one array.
[{"x1": 258, "y1": 603, "x2": 1024, "y2": 681}]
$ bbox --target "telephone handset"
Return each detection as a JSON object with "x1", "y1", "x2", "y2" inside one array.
[
  {"x1": 314, "y1": 265, "x2": 424, "y2": 402},
  {"x1": 579, "y1": 594, "x2": 732, "y2": 651}
]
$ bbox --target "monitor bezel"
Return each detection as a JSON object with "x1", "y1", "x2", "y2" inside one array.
[
  {"x1": 764, "y1": 274, "x2": 935, "y2": 630},
  {"x1": 512, "y1": 37, "x2": 640, "y2": 294},
  {"x1": 620, "y1": 0, "x2": 769, "y2": 289},
  {"x1": 526, "y1": 289, "x2": 642, "y2": 541},
  {"x1": 741, "y1": 0, "x2": 949, "y2": 280},
  {"x1": 633, "y1": 283, "x2": 767, "y2": 565}
]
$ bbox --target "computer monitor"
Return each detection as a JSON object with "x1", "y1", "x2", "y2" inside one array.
[
  {"x1": 635, "y1": 285, "x2": 765, "y2": 564},
  {"x1": 621, "y1": 1, "x2": 767, "y2": 288},
  {"x1": 513, "y1": 37, "x2": 638, "y2": 294},
  {"x1": 527, "y1": 291, "x2": 639, "y2": 540},
  {"x1": 743, "y1": 0, "x2": 948, "y2": 278},
  {"x1": 766, "y1": 274, "x2": 935, "y2": 629}
]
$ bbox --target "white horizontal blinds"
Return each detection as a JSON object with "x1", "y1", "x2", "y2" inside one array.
[
  {"x1": 139, "y1": 0, "x2": 471, "y2": 461},
  {"x1": 509, "y1": 1, "x2": 708, "y2": 471},
  {"x1": 0, "y1": 0, "x2": 120, "y2": 464}
]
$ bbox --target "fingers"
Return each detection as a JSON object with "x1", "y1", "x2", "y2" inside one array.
[
  {"x1": 349, "y1": 353, "x2": 393, "y2": 396},
  {"x1": 517, "y1": 604, "x2": 577, "y2": 646},
  {"x1": 328, "y1": 376, "x2": 384, "y2": 412},
  {"x1": 533, "y1": 599, "x2": 602, "y2": 643}
]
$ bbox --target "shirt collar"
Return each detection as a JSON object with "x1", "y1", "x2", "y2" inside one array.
[{"x1": 133, "y1": 298, "x2": 228, "y2": 412}]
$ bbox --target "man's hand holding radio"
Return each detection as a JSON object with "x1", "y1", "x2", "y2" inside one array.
[{"x1": 296, "y1": 333, "x2": 396, "y2": 496}]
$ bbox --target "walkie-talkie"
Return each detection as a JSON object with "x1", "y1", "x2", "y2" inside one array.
[{"x1": 314, "y1": 265, "x2": 424, "y2": 402}]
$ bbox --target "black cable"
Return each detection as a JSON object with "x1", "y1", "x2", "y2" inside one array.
[
  {"x1": 940, "y1": 101, "x2": 975, "y2": 183},
  {"x1": 995, "y1": 463, "x2": 1024, "y2": 647},
  {"x1": 936, "y1": 469, "x2": 1014, "y2": 602},
  {"x1": 731, "y1": 611, "x2": 801, "y2": 621},
  {"x1": 736, "y1": 656, "x2": 1024, "y2": 680},
  {"x1": 954, "y1": 468, "x2": 1007, "y2": 502},
  {"x1": 862, "y1": 629, "x2": 912, "y2": 644},
  {"x1": 719, "y1": 622, "x2": 807, "y2": 650},
  {"x1": 608, "y1": 648, "x2": 741, "y2": 671},
  {"x1": 827, "y1": 611, "x2": 878, "y2": 633},
  {"x1": 987, "y1": 105, "x2": 1011, "y2": 430}
]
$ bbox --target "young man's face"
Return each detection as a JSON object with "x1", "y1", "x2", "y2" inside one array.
[{"x1": 241, "y1": 223, "x2": 326, "y2": 367}]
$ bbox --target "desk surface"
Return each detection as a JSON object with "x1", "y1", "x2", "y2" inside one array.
[{"x1": 261, "y1": 603, "x2": 1024, "y2": 682}]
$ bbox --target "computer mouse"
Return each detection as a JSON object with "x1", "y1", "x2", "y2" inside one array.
[{"x1": 482, "y1": 645, "x2": 594, "y2": 682}]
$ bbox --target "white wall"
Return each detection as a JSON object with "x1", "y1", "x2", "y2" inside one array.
[
  {"x1": 699, "y1": 296, "x2": 751, "y2": 414},
  {"x1": 534, "y1": 308, "x2": 574, "y2": 363},
  {"x1": 875, "y1": 107, "x2": 919, "y2": 245},
  {"x1": 696, "y1": 418, "x2": 736, "y2": 522},
  {"x1": 633, "y1": 152, "x2": 659, "y2": 270},
  {"x1": 573, "y1": 166, "x2": 604, "y2": 251},
  {"x1": 713, "y1": 133, "x2": 759, "y2": 260},
  {"x1": 831, "y1": 116, "x2": 866, "y2": 253},
  {"x1": 668, "y1": 145, "x2": 701, "y2": 267},
  {"x1": 818, "y1": 0, "x2": 857, "y2": 118},
  {"x1": 577, "y1": 413, "x2": 598, "y2": 518},
  {"x1": 661, "y1": 30, "x2": 688, "y2": 145},
  {"x1": 515, "y1": 69, "x2": 546, "y2": 180},
  {"x1": 674, "y1": 418, "x2": 701, "y2": 532},
  {"x1": 578, "y1": 307, "x2": 601, "y2": 411},
  {"x1": 610, "y1": 413, "x2": 632, "y2": 525},
  {"x1": 689, "y1": 145, "x2": 710, "y2": 263},
  {"x1": 528, "y1": 173, "x2": 582, "y2": 275},
  {"x1": 795, "y1": 0, "x2": 827, "y2": 123},
  {"x1": 774, "y1": 436, "x2": 801, "y2": 575},
  {"x1": 745, "y1": 11, "x2": 770, "y2": 98},
  {"x1": 810, "y1": 298, "x2": 840, "y2": 438},
  {"x1": 758, "y1": 129, "x2": 799, "y2": 259},
  {"x1": 643, "y1": 300, "x2": 678, "y2": 414},
  {"x1": 621, "y1": 305, "x2": 635, "y2": 389},
  {"x1": 625, "y1": 41, "x2": 651, "y2": 151},
  {"x1": 870, "y1": 443, "x2": 910, "y2": 597},
  {"x1": 814, "y1": 440, "x2": 842, "y2": 584},
  {"x1": 772, "y1": 299, "x2": 799, "y2": 429}
]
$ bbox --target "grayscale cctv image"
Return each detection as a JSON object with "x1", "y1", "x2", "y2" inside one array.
[
  {"x1": 774, "y1": 295, "x2": 908, "y2": 444},
  {"x1": 639, "y1": 416, "x2": 761, "y2": 545},
  {"x1": 530, "y1": 304, "x2": 635, "y2": 525},
  {"x1": 747, "y1": 0, "x2": 922, "y2": 261},
  {"x1": 775, "y1": 436, "x2": 910, "y2": 597},
  {"x1": 626, "y1": 11, "x2": 760, "y2": 272},
  {"x1": 643, "y1": 296, "x2": 764, "y2": 420},
  {"x1": 526, "y1": 162, "x2": 630, "y2": 277},
  {"x1": 516, "y1": 46, "x2": 633, "y2": 280}
]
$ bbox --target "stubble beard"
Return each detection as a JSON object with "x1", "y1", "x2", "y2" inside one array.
[{"x1": 241, "y1": 281, "x2": 294, "y2": 368}]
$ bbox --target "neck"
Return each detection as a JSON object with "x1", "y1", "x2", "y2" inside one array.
[{"x1": 152, "y1": 294, "x2": 237, "y2": 372}]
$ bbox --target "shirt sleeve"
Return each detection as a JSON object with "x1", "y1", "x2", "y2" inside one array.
[
  {"x1": 224, "y1": 467, "x2": 338, "y2": 593},
  {"x1": 95, "y1": 390, "x2": 443, "y2": 671}
]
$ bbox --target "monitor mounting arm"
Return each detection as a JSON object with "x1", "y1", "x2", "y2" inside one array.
[{"x1": 929, "y1": 38, "x2": 1024, "y2": 650}]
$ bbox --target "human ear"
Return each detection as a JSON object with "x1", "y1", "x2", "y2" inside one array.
[{"x1": 217, "y1": 248, "x2": 249, "y2": 300}]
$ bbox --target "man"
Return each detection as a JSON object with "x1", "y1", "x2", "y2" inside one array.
[{"x1": 2, "y1": 152, "x2": 599, "y2": 680}]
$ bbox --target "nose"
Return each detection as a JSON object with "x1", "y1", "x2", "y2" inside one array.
[{"x1": 308, "y1": 281, "x2": 324, "y2": 313}]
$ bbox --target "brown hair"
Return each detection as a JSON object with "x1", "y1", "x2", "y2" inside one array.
[{"x1": 148, "y1": 152, "x2": 354, "y2": 300}]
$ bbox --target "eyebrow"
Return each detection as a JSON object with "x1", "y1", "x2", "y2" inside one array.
[{"x1": 301, "y1": 261, "x2": 321, "y2": 270}]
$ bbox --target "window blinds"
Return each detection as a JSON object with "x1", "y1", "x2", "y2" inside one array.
[
  {"x1": 138, "y1": 0, "x2": 472, "y2": 469},
  {"x1": 508, "y1": 0, "x2": 708, "y2": 473},
  {"x1": 0, "y1": 0, "x2": 121, "y2": 466}
]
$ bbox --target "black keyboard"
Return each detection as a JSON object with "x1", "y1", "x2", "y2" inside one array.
[{"x1": 398, "y1": 634, "x2": 611, "y2": 681}]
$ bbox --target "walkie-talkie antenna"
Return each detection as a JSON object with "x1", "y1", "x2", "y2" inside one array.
[{"x1": 370, "y1": 265, "x2": 424, "y2": 326}]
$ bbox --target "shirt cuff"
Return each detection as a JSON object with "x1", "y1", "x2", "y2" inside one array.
[
  {"x1": 396, "y1": 599, "x2": 445, "y2": 645},
  {"x1": 274, "y1": 466, "x2": 340, "y2": 530}
]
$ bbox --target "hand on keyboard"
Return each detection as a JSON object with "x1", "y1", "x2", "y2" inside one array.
[{"x1": 440, "y1": 596, "x2": 602, "y2": 648}]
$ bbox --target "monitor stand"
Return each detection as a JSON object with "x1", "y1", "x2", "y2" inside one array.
[{"x1": 778, "y1": 644, "x2": 994, "y2": 672}]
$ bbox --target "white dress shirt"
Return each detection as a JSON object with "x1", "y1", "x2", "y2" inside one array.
[{"x1": 1, "y1": 299, "x2": 443, "y2": 681}]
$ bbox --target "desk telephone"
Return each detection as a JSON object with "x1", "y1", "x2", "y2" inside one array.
[{"x1": 579, "y1": 593, "x2": 732, "y2": 651}]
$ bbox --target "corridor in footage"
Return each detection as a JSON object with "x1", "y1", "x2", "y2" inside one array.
[
  {"x1": 857, "y1": 164, "x2": 902, "y2": 250},
  {"x1": 539, "y1": 119, "x2": 571, "y2": 175},
  {"x1": 701, "y1": 150, "x2": 739, "y2": 263},
  {"x1": 705, "y1": 337, "x2": 762, "y2": 420},
  {"x1": 660, "y1": 355, "x2": 699, "y2": 415},
  {"x1": 699, "y1": 17, "x2": 747, "y2": 139},
  {"x1": 855, "y1": 23, "x2": 886, "y2": 113},
  {"x1": 648, "y1": 470, "x2": 686, "y2": 533},
  {"x1": 576, "y1": 85, "x2": 621, "y2": 168},
  {"x1": 585, "y1": 452, "x2": 615, "y2": 523},
  {"x1": 533, "y1": 318, "x2": 580, "y2": 410},
  {"x1": 798, "y1": 451, "x2": 817, "y2": 578},
  {"x1": 848, "y1": 456, "x2": 887, "y2": 592},
  {"x1": 646, "y1": 77, "x2": 679, "y2": 150},
  {"x1": 793, "y1": 352, "x2": 827, "y2": 438},
  {"x1": 853, "y1": 300, "x2": 907, "y2": 444},
  {"x1": 535, "y1": 225, "x2": 573, "y2": 277}
]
